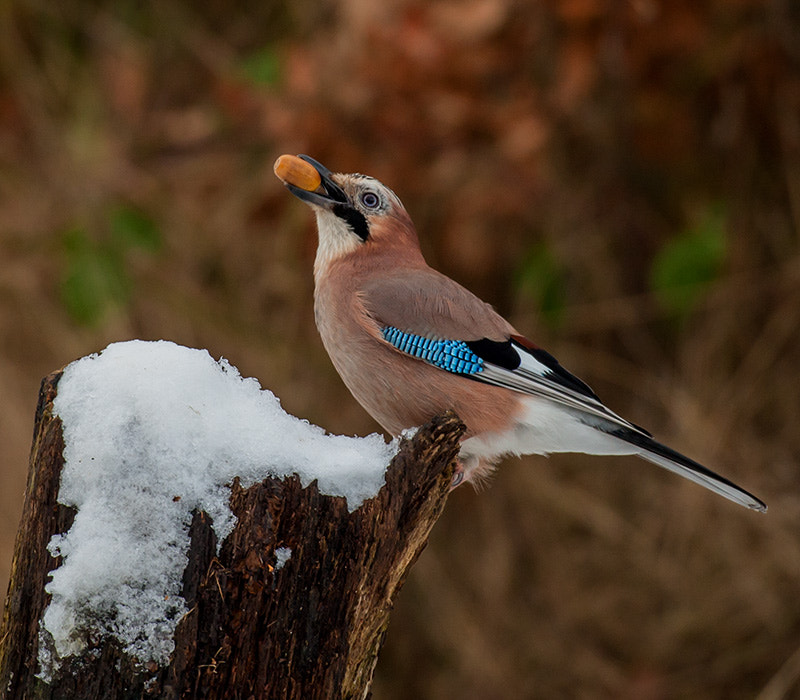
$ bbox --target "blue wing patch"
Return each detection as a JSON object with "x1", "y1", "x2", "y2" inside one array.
[{"x1": 381, "y1": 326, "x2": 484, "y2": 375}]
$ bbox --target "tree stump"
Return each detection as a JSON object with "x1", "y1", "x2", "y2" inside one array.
[{"x1": 0, "y1": 371, "x2": 465, "y2": 699}]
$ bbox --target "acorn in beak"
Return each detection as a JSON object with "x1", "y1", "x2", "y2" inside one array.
[{"x1": 274, "y1": 154, "x2": 347, "y2": 209}]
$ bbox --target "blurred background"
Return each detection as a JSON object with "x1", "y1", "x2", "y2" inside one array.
[{"x1": 1, "y1": 0, "x2": 799, "y2": 697}]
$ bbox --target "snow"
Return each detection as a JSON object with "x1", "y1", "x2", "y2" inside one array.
[
  {"x1": 274, "y1": 547, "x2": 292, "y2": 570},
  {"x1": 38, "y1": 340, "x2": 397, "y2": 680}
]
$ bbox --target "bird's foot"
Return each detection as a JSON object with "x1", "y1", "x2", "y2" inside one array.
[{"x1": 450, "y1": 461, "x2": 466, "y2": 490}]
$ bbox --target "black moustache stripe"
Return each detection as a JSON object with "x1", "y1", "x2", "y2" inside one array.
[{"x1": 332, "y1": 204, "x2": 370, "y2": 241}]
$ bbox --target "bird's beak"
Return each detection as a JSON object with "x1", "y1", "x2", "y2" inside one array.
[{"x1": 274, "y1": 154, "x2": 348, "y2": 209}]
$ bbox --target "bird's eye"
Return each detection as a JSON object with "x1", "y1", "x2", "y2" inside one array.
[{"x1": 360, "y1": 191, "x2": 380, "y2": 209}]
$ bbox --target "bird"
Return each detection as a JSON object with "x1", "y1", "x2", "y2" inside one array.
[{"x1": 274, "y1": 153, "x2": 766, "y2": 512}]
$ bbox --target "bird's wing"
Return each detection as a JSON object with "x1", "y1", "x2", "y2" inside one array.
[
  {"x1": 361, "y1": 268, "x2": 514, "y2": 342},
  {"x1": 361, "y1": 268, "x2": 643, "y2": 435},
  {"x1": 362, "y1": 271, "x2": 767, "y2": 512}
]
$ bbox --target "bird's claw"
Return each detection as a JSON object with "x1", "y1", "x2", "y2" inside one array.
[{"x1": 450, "y1": 463, "x2": 466, "y2": 490}]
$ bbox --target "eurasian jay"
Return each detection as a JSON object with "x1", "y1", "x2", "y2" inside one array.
[{"x1": 274, "y1": 154, "x2": 766, "y2": 512}]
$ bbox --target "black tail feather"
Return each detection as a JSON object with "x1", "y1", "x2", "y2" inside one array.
[{"x1": 609, "y1": 427, "x2": 767, "y2": 512}]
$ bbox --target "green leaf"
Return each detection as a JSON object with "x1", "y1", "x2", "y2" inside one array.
[
  {"x1": 238, "y1": 46, "x2": 282, "y2": 87},
  {"x1": 516, "y1": 242, "x2": 567, "y2": 328},
  {"x1": 60, "y1": 229, "x2": 130, "y2": 325},
  {"x1": 650, "y1": 206, "x2": 727, "y2": 317},
  {"x1": 110, "y1": 206, "x2": 162, "y2": 252},
  {"x1": 59, "y1": 205, "x2": 162, "y2": 325}
]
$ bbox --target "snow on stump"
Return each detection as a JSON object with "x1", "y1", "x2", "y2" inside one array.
[{"x1": 0, "y1": 341, "x2": 464, "y2": 700}]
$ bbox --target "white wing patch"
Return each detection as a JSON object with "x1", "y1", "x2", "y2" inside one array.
[{"x1": 476, "y1": 353, "x2": 644, "y2": 437}]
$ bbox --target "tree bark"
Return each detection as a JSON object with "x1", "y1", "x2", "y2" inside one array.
[{"x1": 0, "y1": 370, "x2": 465, "y2": 700}]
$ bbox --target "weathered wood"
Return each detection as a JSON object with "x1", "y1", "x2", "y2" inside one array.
[{"x1": 0, "y1": 371, "x2": 465, "y2": 700}]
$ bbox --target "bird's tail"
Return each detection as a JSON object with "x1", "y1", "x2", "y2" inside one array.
[{"x1": 610, "y1": 428, "x2": 767, "y2": 512}]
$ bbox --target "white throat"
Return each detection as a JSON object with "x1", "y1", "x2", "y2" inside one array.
[{"x1": 313, "y1": 209, "x2": 362, "y2": 281}]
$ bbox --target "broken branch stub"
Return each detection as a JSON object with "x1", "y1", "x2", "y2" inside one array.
[{"x1": 0, "y1": 370, "x2": 464, "y2": 700}]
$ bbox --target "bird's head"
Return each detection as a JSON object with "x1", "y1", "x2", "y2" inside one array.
[{"x1": 275, "y1": 154, "x2": 423, "y2": 277}]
